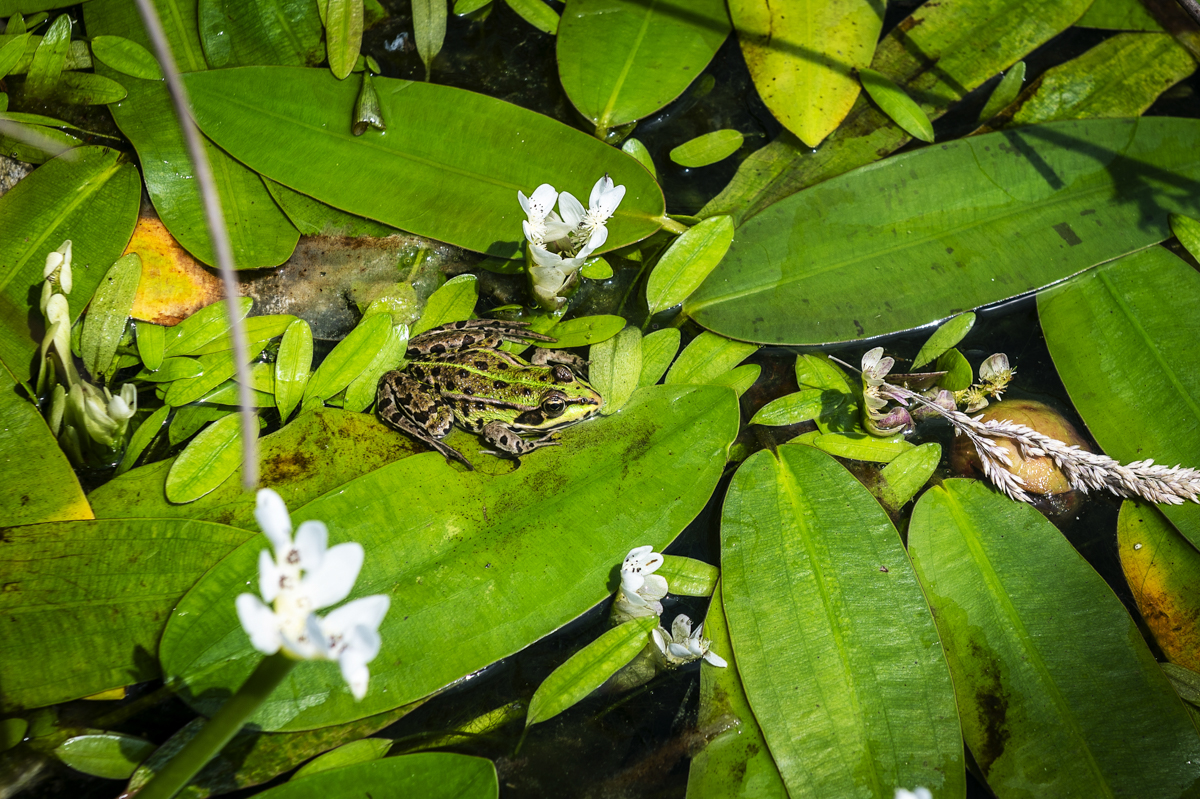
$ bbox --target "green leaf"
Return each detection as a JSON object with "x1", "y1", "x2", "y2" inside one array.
[
  {"x1": 912, "y1": 313, "x2": 975, "y2": 369},
  {"x1": 303, "y1": 313, "x2": 392, "y2": 403},
  {"x1": 291, "y1": 738, "x2": 392, "y2": 780},
  {"x1": 261, "y1": 754, "x2": 496, "y2": 798},
  {"x1": 544, "y1": 314, "x2": 625, "y2": 348},
  {"x1": 637, "y1": 328, "x2": 679, "y2": 388},
  {"x1": 686, "y1": 580, "x2": 786, "y2": 799},
  {"x1": 978, "y1": 62, "x2": 1025, "y2": 123},
  {"x1": 326, "y1": 0, "x2": 364, "y2": 79},
  {"x1": 343, "y1": 323, "x2": 407, "y2": 412},
  {"x1": 588, "y1": 326, "x2": 640, "y2": 415},
  {"x1": 83, "y1": 0, "x2": 300, "y2": 270},
  {"x1": 164, "y1": 340, "x2": 269, "y2": 406},
  {"x1": 453, "y1": 0, "x2": 489, "y2": 15},
  {"x1": 858, "y1": 68, "x2": 934, "y2": 143},
  {"x1": 557, "y1": 0, "x2": 727, "y2": 135},
  {"x1": 115, "y1": 404, "x2": 170, "y2": 476},
  {"x1": 166, "y1": 412, "x2": 243, "y2": 503},
  {"x1": 163, "y1": 298, "x2": 254, "y2": 358},
  {"x1": 169, "y1": 405, "x2": 231, "y2": 446},
  {"x1": 0, "y1": 33, "x2": 30, "y2": 80},
  {"x1": 198, "y1": 0, "x2": 324, "y2": 68},
  {"x1": 935, "y1": 348, "x2": 972, "y2": 392},
  {"x1": 505, "y1": 0, "x2": 557, "y2": 34},
  {"x1": 135, "y1": 356, "x2": 204, "y2": 382},
  {"x1": 621, "y1": 137, "x2": 655, "y2": 178},
  {"x1": 0, "y1": 718, "x2": 28, "y2": 753},
  {"x1": 0, "y1": 146, "x2": 139, "y2": 376},
  {"x1": 160, "y1": 385, "x2": 737, "y2": 730},
  {"x1": 55, "y1": 733, "x2": 155, "y2": 780},
  {"x1": 24, "y1": 13, "x2": 69, "y2": 99},
  {"x1": 702, "y1": 0, "x2": 1091, "y2": 226},
  {"x1": 412, "y1": 0, "x2": 446, "y2": 79},
  {"x1": 908, "y1": 479, "x2": 1200, "y2": 795},
  {"x1": 687, "y1": 118, "x2": 1200, "y2": 345},
  {"x1": 805, "y1": 431, "x2": 913, "y2": 464},
  {"x1": 1039, "y1": 246, "x2": 1200, "y2": 549},
  {"x1": 275, "y1": 319, "x2": 314, "y2": 422},
  {"x1": 0, "y1": 363, "x2": 91, "y2": 525},
  {"x1": 264, "y1": 177, "x2": 397, "y2": 237},
  {"x1": 0, "y1": 120, "x2": 79, "y2": 163},
  {"x1": 204, "y1": 378, "x2": 276, "y2": 407},
  {"x1": 749, "y1": 389, "x2": 824, "y2": 426},
  {"x1": 668, "y1": 130, "x2": 745, "y2": 168},
  {"x1": 1171, "y1": 213, "x2": 1200, "y2": 260},
  {"x1": 49, "y1": 71, "x2": 128, "y2": 105},
  {"x1": 877, "y1": 442, "x2": 940, "y2": 508},
  {"x1": 411, "y1": 275, "x2": 477, "y2": 336},
  {"x1": 188, "y1": 314, "x2": 297, "y2": 356},
  {"x1": 527, "y1": 616, "x2": 657, "y2": 727},
  {"x1": 729, "y1": 0, "x2": 882, "y2": 148},
  {"x1": 664, "y1": 332, "x2": 756, "y2": 385},
  {"x1": 721, "y1": 445, "x2": 963, "y2": 797},
  {"x1": 0, "y1": 517, "x2": 247, "y2": 712},
  {"x1": 707, "y1": 363, "x2": 759, "y2": 398},
  {"x1": 89, "y1": 34, "x2": 162, "y2": 79},
  {"x1": 135, "y1": 321, "x2": 164, "y2": 371},
  {"x1": 645, "y1": 216, "x2": 734, "y2": 315},
  {"x1": 180, "y1": 66, "x2": 665, "y2": 258},
  {"x1": 1008, "y1": 34, "x2": 1195, "y2": 127},
  {"x1": 1077, "y1": 0, "x2": 1164, "y2": 30},
  {"x1": 81, "y1": 253, "x2": 141, "y2": 380},
  {"x1": 91, "y1": 408, "x2": 423, "y2": 528},
  {"x1": 657, "y1": 555, "x2": 718, "y2": 597},
  {"x1": 128, "y1": 705, "x2": 416, "y2": 797},
  {"x1": 579, "y1": 256, "x2": 612, "y2": 280}
]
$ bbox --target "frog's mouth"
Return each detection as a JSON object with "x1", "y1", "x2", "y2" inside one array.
[{"x1": 512, "y1": 395, "x2": 602, "y2": 430}]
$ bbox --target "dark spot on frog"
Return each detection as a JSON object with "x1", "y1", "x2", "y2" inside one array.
[
  {"x1": 493, "y1": 381, "x2": 508, "y2": 390},
  {"x1": 462, "y1": 335, "x2": 476, "y2": 346},
  {"x1": 474, "y1": 359, "x2": 489, "y2": 369},
  {"x1": 430, "y1": 343, "x2": 447, "y2": 354},
  {"x1": 458, "y1": 369, "x2": 470, "y2": 379},
  {"x1": 496, "y1": 361, "x2": 509, "y2": 370}
]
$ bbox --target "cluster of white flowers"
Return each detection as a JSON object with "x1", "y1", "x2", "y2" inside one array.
[
  {"x1": 236, "y1": 489, "x2": 390, "y2": 700},
  {"x1": 518, "y1": 175, "x2": 625, "y2": 310},
  {"x1": 956, "y1": 352, "x2": 1015, "y2": 412},
  {"x1": 614, "y1": 545, "x2": 726, "y2": 669},
  {"x1": 38, "y1": 240, "x2": 139, "y2": 466}
]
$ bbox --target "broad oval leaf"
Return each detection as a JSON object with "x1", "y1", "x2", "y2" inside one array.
[
  {"x1": 198, "y1": 0, "x2": 324, "y2": 68},
  {"x1": 646, "y1": 215, "x2": 734, "y2": 314},
  {"x1": 707, "y1": 362, "x2": 759, "y2": 397},
  {"x1": 275, "y1": 318, "x2": 313, "y2": 422},
  {"x1": 413, "y1": 0, "x2": 447, "y2": 78},
  {"x1": 506, "y1": 0, "x2": 558, "y2": 35},
  {"x1": 189, "y1": 314, "x2": 298, "y2": 356},
  {"x1": 658, "y1": 555, "x2": 718, "y2": 597},
  {"x1": 181, "y1": 66, "x2": 665, "y2": 258},
  {"x1": 259, "y1": 753, "x2": 496, "y2": 799},
  {"x1": 343, "y1": 322, "x2": 407, "y2": 412},
  {"x1": 52, "y1": 71, "x2": 128, "y2": 105},
  {"x1": 136, "y1": 356, "x2": 205, "y2": 382},
  {"x1": 0, "y1": 145, "x2": 139, "y2": 374},
  {"x1": 621, "y1": 137, "x2": 655, "y2": 178},
  {"x1": 526, "y1": 615, "x2": 657, "y2": 727},
  {"x1": 81, "y1": 253, "x2": 141, "y2": 379},
  {"x1": 935, "y1": 347, "x2": 972, "y2": 391},
  {"x1": 325, "y1": 0, "x2": 363, "y2": 79},
  {"x1": 669, "y1": 131, "x2": 744, "y2": 168},
  {"x1": 115, "y1": 404, "x2": 170, "y2": 476},
  {"x1": 0, "y1": 120, "x2": 79, "y2": 163},
  {"x1": 411, "y1": 275, "x2": 478, "y2": 336},
  {"x1": 24, "y1": 13, "x2": 69, "y2": 99},
  {"x1": 721, "y1": 444, "x2": 963, "y2": 797},
  {"x1": 909, "y1": 479, "x2": 1200, "y2": 796},
  {"x1": 801, "y1": 430, "x2": 913, "y2": 464},
  {"x1": 687, "y1": 118, "x2": 1200, "y2": 345},
  {"x1": 877, "y1": 442, "x2": 940, "y2": 509},
  {"x1": 89, "y1": 34, "x2": 163, "y2": 79},
  {"x1": 164, "y1": 339, "x2": 268, "y2": 406},
  {"x1": 290, "y1": 738, "x2": 392, "y2": 780},
  {"x1": 303, "y1": 312, "x2": 392, "y2": 403},
  {"x1": 588, "y1": 326, "x2": 640, "y2": 415},
  {"x1": 159, "y1": 384, "x2": 738, "y2": 730},
  {"x1": 912, "y1": 313, "x2": 975, "y2": 369},
  {"x1": 135, "y1": 320, "x2": 164, "y2": 371},
  {"x1": 166, "y1": 412, "x2": 243, "y2": 503},
  {"x1": 557, "y1": 0, "x2": 728, "y2": 134},
  {"x1": 0, "y1": 517, "x2": 246, "y2": 712},
  {"x1": 0, "y1": 34, "x2": 30, "y2": 80},
  {"x1": 55, "y1": 733, "x2": 155, "y2": 780},
  {"x1": 1171, "y1": 213, "x2": 1200, "y2": 259},
  {"x1": 1039, "y1": 247, "x2": 1200, "y2": 548},
  {"x1": 162, "y1": 298, "x2": 253, "y2": 358},
  {"x1": 665, "y1": 332, "x2": 756, "y2": 385},
  {"x1": 1118, "y1": 501, "x2": 1200, "y2": 672},
  {"x1": 1077, "y1": 0, "x2": 1164, "y2": 30},
  {"x1": 637, "y1": 327, "x2": 679, "y2": 387},
  {"x1": 544, "y1": 314, "x2": 625, "y2": 348},
  {"x1": 859, "y1": 68, "x2": 934, "y2": 143},
  {"x1": 978, "y1": 62, "x2": 1024, "y2": 123},
  {"x1": 729, "y1": 0, "x2": 882, "y2": 148},
  {"x1": 750, "y1": 389, "x2": 824, "y2": 427}
]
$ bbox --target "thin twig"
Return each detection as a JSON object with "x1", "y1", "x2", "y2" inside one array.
[{"x1": 133, "y1": 0, "x2": 258, "y2": 490}]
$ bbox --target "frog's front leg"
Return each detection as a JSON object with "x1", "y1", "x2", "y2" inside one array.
[
  {"x1": 480, "y1": 421, "x2": 560, "y2": 459},
  {"x1": 376, "y1": 370, "x2": 473, "y2": 469}
]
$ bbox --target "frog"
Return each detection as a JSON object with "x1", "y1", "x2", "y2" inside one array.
[{"x1": 376, "y1": 319, "x2": 604, "y2": 469}]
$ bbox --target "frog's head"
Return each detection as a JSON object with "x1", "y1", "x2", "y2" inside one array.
[{"x1": 512, "y1": 365, "x2": 604, "y2": 430}]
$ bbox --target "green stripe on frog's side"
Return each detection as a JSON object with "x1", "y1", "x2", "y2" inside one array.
[{"x1": 377, "y1": 320, "x2": 603, "y2": 469}]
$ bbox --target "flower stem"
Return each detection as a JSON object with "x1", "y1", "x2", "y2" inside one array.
[
  {"x1": 136, "y1": 654, "x2": 295, "y2": 799},
  {"x1": 656, "y1": 215, "x2": 688, "y2": 235}
]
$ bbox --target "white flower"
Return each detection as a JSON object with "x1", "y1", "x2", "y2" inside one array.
[
  {"x1": 106, "y1": 383, "x2": 137, "y2": 421},
  {"x1": 652, "y1": 614, "x2": 727, "y2": 668},
  {"x1": 861, "y1": 346, "x2": 894, "y2": 386},
  {"x1": 895, "y1": 788, "x2": 932, "y2": 799},
  {"x1": 236, "y1": 489, "x2": 390, "y2": 700},
  {"x1": 43, "y1": 240, "x2": 72, "y2": 294},
  {"x1": 612, "y1": 545, "x2": 668, "y2": 623},
  {"x1": 559, "y1": 175, "x2": 624, "y2": 254},
  {"x1": 518, "y1": 184, "x2": 571, "y2": 247}
]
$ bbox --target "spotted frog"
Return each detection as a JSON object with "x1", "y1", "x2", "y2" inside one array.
[{"x1": 376, "y1": 319, "x2": 604, "y2": 469}]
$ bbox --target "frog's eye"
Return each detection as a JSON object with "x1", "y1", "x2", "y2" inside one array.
[{"x1": 542, "y1": 395, "x2": 567, "y2": 417}]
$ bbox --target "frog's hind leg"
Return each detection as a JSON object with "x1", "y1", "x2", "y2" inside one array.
[
  {"x1": 479, "y1": 421, "x2": 560, "y2": 460},
  {"x1": 408, "y1": 319, "x2": 556, "y2": 357},
  {"x1": 376, "y1": 370, "x2": 472, "y2": 469}
]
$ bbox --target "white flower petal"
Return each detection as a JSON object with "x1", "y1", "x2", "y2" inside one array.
[
  {"x1": 651, "y1": 627, "x2": 668, "y2": 655},
  {"x1": 256, "y1": 489, "x2": 292, "y2": 557},
  {"x1": 236, "y1": 594, "x2": 282, "y2": 655},
  {"x1": 591, "y1": 178, "x2": 625, "y2": 217},
  {"x1": 671, "y1": 614, "x2": 693, "y2": 640},
  {"x1": 620, "y1": 571, "x2": 646, "y2": 594},
  {"x1": 43, "y1": 250, "x2": 64, "y2": 280},
  {"x1": 639, "y1": 573, "x2": 668, "y2": 601},
  {"x1": 667, "y1": 641, "x2": 692, "y2": 659},
  {"x1": 282, "y1": 612, "x2": 328, "y2": 659},
  {"x1": 258, "y1": 548, "x2": 282, "y2": 603},
  {"x1": 558, "y1": 191, "x2": 585, "y2": 227},
  {"x1": 338, "y1": 645, "x2": 372, "y2": 700},
  {"x1": 703, "y1": 650, "x2": 728, "y2": 667},
  {"x1": 302, "y1": 542, "x2": 364, "y2": 610},
  {"x1": 322, "y1": 594, "x2": 391, "y2": 638},
  {"x1": 293, "y1": 520, "x2": 328, "y2": 572}
]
